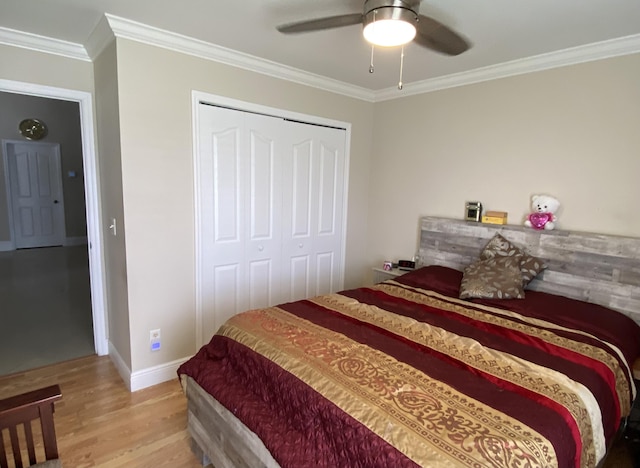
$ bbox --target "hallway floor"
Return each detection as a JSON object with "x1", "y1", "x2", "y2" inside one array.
[{"x1": 0, "y1": 245, "x2": 94, "y2": 376}]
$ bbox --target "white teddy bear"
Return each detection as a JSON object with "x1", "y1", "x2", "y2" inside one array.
[{"x1": 524, "y1": 194, "x2": 560, "y2": 230}]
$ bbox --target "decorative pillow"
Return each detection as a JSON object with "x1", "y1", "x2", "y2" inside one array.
[
  {"x1": 480, "y1": 233, "x2": 546, "y2": 286},
  {"x1": 459, "y1": 255, "x2": 525, "y2": 299},
  {"x1": 395, "y1": 265, "x2": 463, "y2": 298}
]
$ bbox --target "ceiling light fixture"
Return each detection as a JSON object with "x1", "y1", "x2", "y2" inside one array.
[
  {"x1": 363, "y1": 6, "x2": 417, "y2": 89},
  {"x1": 276, "y1": 0, "x2": 471, "y2": 91},
  {"x1": 363, "y1": 7, "x2": 417, "y2": 47}
]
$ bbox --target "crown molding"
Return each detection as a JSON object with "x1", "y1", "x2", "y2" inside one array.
[
  {"x1": 85, "y1": 15, "x2": 115, "y2": 60},
  {"x1": 0, "y1": 27, "x2": 90, "y2": 62},
  {"x1": 104, "y1": 14, "x2": 375, "y2": 102},
  {"x1": 3, "y1": 15, "x2": 639, "y2": 104},
  {"x1": 374, "y1": 33, "x2": 640, "y2": 101}
]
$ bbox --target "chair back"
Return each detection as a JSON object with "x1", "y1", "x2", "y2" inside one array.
[{"x1": 0, "y1": 385, "x2": 62, "y2": 468}]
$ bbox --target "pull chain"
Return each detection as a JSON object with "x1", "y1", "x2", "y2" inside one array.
[
  {"x1": 369, "y1": 45, "x2": 375, "y2": 73},
  {"x1": 369, "y1": 10, "x2": 377, "y2": 74},
  {"x1": 398, "y1": 45, "x2": 405, "y2": 90}
]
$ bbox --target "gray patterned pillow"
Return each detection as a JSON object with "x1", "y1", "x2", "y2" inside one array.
[
  {"x1": 459, "y1": 255, "x2": 526, "y2": 299},
  {"x1": 480, "y1": 233, "x2": 546, "y2": 286}
]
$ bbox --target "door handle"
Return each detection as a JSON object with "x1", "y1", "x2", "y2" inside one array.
[{"x1": 53, "y1": 200, "x2": 59, "y2": 204}]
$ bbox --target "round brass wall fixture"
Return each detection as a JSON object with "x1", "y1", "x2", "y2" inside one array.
[{"x1": 19, "y1": 118, "x2": 48, "y2": 140}]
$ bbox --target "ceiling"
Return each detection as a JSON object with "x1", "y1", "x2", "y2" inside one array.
[{"x1": 2, "y1": 0, "x2": 640, "y2": 94}]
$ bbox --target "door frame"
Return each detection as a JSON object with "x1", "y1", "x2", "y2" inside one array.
[
  {"x1": 3, "y1": 140, "x2": 66, "y2": 248},
  {"x1": 192, "y1": 90, "x2": 352, "y2": 347},
  {"x1": 0, "y1": 79, "x2": 108, "y2": 356}
]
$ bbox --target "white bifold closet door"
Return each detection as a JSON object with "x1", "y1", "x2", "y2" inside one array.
[{"x1": 198, "y1": 104, "x2": 346, "y2": 339}]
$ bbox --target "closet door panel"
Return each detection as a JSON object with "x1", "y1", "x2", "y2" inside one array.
[
  {"x1": 211, "y1": 129, "x2": 245, "y2": 325},
  {"x1": 248, "y1": 130, "x2": 274, "y2": 240},
  {"x1": 245, "y1": 114, "x2": 284, "y2": 308},
  {"x1": 318, "y1": 145, "x2": 338, "y2": 236},
  {"x1": 213, "y1": 129, "x2": 242, "y2": 244},
  {"x1": 248, "y1": 259, "x2": 273, "y2": 309},
  {"x1": 290, "y1": 140, "x2": 312, "y2": 238},
  {"x1": 214, "y1": 264, "x2": 242, "y2": 328},
  {"x1": 288, "y1": 255, "x2": 310, "y2": 302},
  {"x1": 199, "y1": 105, "x2": 247, "y2": 337},
  {"x1": 281, "y1": 122, "x2": 346, "y2": 299},
  {"x1": 313, "y1": 128, "x2": 345, "y2": 295},
  {"x1": 315, "y1": 251, "x2": 335, "y2": 296},
  {"x1": 281, "y1": 136, "x2": 313, "y2": 301}
]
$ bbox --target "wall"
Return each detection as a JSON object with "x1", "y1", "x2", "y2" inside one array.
[
  {"x1": 0, "y1": 44, "x2": 94, "y2": 92},
  {"x1": 368, "y1": 53, "x2": 640, "y2": 267},
  {"x1": 93, "y1": 41, "x2": 132, "y2": 371},
  {"x1": 0, "y1": 92, "x2": 86, "y2": 244},
  {"x1": 113, "y1": 39, "x2": 375, "y2": 373}
]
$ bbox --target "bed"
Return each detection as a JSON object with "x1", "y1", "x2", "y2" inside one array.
[{"x1": 178, "y1": 216, "x2": 640, "y2": 468}]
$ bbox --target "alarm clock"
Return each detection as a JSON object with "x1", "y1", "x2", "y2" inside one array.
[{"x1": 398, "y1": 260, "x2": 415, "y2": 271}]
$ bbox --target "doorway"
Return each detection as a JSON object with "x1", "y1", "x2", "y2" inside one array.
[{"x1": 0, "y1": 79, "x2": 108, "y2": 365}]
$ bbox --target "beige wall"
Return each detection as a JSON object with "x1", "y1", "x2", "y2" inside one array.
[
  {"x1": 114, "y1": 39, "x2": 374, "y2": 372},
  {"x1": 0, "y1": 44, "x2": 93, "y2": 92},
  {"x1": 0, "y1": 92, "x2": 87, "y2": 242},
  {"x1": 368, "y1": 53, "x2": 640, "y2": 267},
  {"x1": 93, "y1": 41, "x2": 131, "y2": 369}
]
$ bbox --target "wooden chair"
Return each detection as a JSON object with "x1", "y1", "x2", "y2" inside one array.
[{"x1": 0, "y1": 385, "x2": 62, "y2": 468}]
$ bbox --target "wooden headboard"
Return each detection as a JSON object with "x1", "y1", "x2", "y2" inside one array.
[{"x1": 417, "y1": 216, "x2": 640, "y2": 325}]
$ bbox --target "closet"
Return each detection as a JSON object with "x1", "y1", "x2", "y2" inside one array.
[{"x1": 197, "y1": 103, "x2": 348, "y2": 341}]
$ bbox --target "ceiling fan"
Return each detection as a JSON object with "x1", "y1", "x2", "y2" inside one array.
[{"x1": 276, "y1": 0, "x2": 470, "y2": 57}]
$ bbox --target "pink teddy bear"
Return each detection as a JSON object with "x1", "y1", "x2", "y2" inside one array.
[{"x1": 524, "y1": 194, "x2": 560, "y2": 230}]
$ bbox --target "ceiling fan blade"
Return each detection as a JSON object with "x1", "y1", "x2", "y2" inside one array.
[
  {"x1": 414, "y1": 14, "x2": 470, "y2": 56},
  {"x1": 277, "y1": 13, "x2": 363, "y2": 34}
]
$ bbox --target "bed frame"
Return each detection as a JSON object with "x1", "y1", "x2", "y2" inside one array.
[
  {"x1": 183, "y1": 375, "x2": 278, "y2": 468},
  {"x1": 185, "y1": 216, "x2": 640, "y2": 467}
]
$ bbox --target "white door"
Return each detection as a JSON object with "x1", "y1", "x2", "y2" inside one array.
[
  {"x1": 199, "y1": 105, "x2": 285, "y2": 336},
  {"x1": 197, "y1": 103, "x2": 347, "y2": 340},
  {"x1": 3, "y1": 141, "x2": 65, "y2": 249},
  {"x1": 281, "y1": 121, "x2": 346, "y2": 302}
]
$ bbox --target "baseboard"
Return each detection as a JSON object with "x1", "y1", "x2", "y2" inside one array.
[
  {"x1": 130, "y1": 356, "x2": 191, "y2": 392},
  {"x1": 0, "y1": 241, "x2": 14, "y2": 252},
  {"x1": 64, "y1": 236, "x2": 88, "y2": 246},
  {"x1": 108, "y1": 341, "x2": 132, "y2": 391},
  {"x1": 107, "y1": 341, "x2": 191, "y2": 392}
]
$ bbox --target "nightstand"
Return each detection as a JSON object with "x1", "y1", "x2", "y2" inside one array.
[{"x1": 372, "y1": 267, "x2": 404, "y2": 284}]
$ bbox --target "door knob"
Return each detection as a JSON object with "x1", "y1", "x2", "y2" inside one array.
[
  {"x1": 258, "y1": 245, "x2": 264, "y2": 251},
  {"x1": 298, "y1": 243, "x2": 303, "y2": 248},
  {"x1": 53, "y1": 200, "x2": 59, "y2": 204}
]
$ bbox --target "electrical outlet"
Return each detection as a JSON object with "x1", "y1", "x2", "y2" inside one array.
[{"x1": 150, "y1": 329, "x2": 161, "y2": 352}]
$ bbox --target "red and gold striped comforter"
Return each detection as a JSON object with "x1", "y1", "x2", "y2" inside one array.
[{"x1": 178, "y1": 266, "x2": 640, "y2": 468}]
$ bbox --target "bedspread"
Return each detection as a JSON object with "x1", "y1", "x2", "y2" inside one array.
[{"x1": 178, "y1": 267, "x2": 639, "y2": 468}]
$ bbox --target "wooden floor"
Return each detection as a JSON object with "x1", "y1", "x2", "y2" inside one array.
[
  {"x1": 0, "y1": 354, "x2": 637, "y2": 468},
  {"x1": 0, "y1": 355, "x2": 205, "y2": 468}
]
